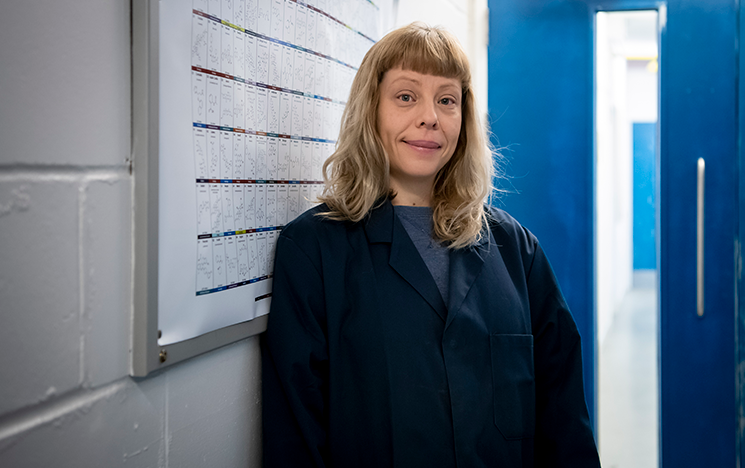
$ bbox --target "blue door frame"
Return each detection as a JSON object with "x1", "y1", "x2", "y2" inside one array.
[
  {"x1": 739, "y1": 1, "x2": 745, "y2": 464},
  {"x1": 488, "y1": 1, "x2": 739, "y2": 465}
]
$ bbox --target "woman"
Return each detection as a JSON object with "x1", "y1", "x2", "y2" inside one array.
[{"x1": 262, "y1": 23, "x2": 600, "y2": 467}]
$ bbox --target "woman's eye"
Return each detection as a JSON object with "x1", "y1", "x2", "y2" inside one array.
[
  {"x1": 399, "y1": 94, "x2": 412, "y2": 102},
  {"x1": 440, "y1": 97, "x2": 455, "y2": 105}
]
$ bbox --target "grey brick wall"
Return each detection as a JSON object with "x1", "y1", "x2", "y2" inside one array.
[{"x1": 0, "y1": 1, "x2": 263, "y2": 466}]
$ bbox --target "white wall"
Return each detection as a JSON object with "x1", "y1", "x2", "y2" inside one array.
[
  {"x1": 0, "y1": 1, "x2": 262, "y2": 467},
  {"x1": 596, "y1": 12, "x2": 631, "y2": 346},
  {"x1": 595, "y1": 11, "x2": 658, "y2": 345}
]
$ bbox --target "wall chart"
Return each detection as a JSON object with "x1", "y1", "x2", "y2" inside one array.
[{"x1": 156, "y1": 0, "x2": 381, "y2": 345}]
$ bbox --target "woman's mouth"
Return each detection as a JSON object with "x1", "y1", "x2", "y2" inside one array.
[{"x1": 404, "y1": 140, "x2": 441, "y2": 150}]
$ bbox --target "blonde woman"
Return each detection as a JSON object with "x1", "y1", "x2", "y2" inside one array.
[{"x1": 262, "y1": 23, "x2": 600, "y2": 468}]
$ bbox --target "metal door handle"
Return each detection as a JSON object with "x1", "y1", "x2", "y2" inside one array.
[{"x1": 697, "y1": 158, "x2": 705, "y2": 317}]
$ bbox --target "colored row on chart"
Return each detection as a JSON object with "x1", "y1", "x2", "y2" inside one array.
[
  {"x1": 192, "y1": 0, "x2": 380, "y2": 59},
  {"x1": 196, "y1": 229, "x2": 278, "y2": 295},
  {"x1": 193, "y1": 127, "x2": 332, "y2": 181},
  {"x1": 192, "y1": 7, "x2": 371, "y2": 88},
  {"x1": 192, "y1": 70, "x2": 346, "y2": 139},
  {"x1": 196, "y1": 181, "x2": 323, "y2": 235},
  {"x1": 193, "y1": 19, "x2": 359, "y2": 103}
]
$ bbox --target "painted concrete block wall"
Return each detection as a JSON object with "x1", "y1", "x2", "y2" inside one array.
[{"x1": 0, "y1": 1, "x2": 262, "y2": 466}]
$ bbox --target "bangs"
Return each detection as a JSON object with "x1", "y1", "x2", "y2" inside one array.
[{"x1": 374, "y1": 23, "x2": 470, "y2": 88}]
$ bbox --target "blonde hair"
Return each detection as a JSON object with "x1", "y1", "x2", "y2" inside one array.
[{"x1": 319, "y1": 22, "x2": 497, "y2": 249}]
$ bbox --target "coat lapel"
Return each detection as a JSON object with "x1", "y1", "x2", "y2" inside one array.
[
  {"x1": 364, "y1": 200, "x2": 448, "y2": 321},
  {"x1": 444, "y1": 228, "x2": 490, "y2": 330}
]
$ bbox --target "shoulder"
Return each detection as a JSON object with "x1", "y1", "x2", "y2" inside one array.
[
  {"x1": 484, "y1": 206, "x2": 567, "y2": 305},
  {"x1": 281, "y1": 203, "x2": 346, "y2": 237},
  {"x1": 484, "y1": 205, "x2": 539, "y2": 254},
  {"x1": 277, "y1": 203, "x2": 358, "y2": 257}
]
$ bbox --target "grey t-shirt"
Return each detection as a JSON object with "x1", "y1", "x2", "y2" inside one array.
[{"x1": 394, "y1": 205, "x2": 450, "y2": 305}]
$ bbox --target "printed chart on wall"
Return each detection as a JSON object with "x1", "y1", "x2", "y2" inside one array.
[{"x1": 157, "y1": 0, "x2": 382, "y2": 345}]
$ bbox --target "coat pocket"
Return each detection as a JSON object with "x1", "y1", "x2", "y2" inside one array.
[{"x1": 490, "y1": 333, "x2": 536, "y2": 440}]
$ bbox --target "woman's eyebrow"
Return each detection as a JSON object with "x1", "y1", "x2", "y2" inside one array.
[
  {"x1": 389, "y1": 77, "x2": 421, "y2": 86},
  {"x1": 438, "y1": 83, "x2": 461, "y2": 92}
]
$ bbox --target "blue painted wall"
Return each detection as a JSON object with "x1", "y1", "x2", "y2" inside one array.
[
  {"x1": 488, "y1": 0, "x2": 597, "y2": 427},
  {"x1": 633, "y1": 122, "x2": 656, "y2": 270}
]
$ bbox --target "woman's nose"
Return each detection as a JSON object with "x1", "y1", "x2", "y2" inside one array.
[{"x1": 416, "y1": 101, "x2": 439, "y2": 129}]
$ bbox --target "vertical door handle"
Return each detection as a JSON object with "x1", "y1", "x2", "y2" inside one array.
[{"x1": 697, "y1": 158, "x2": 705, "y2": 317}]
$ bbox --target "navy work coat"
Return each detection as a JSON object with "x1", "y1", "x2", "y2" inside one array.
[{"x1": 262, "y1": 200, "x2": 600, "y2": 467}]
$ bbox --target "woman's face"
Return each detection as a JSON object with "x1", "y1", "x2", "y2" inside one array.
[{"x1": 377, "y1": 67, "x2": 462, "y2": 201}]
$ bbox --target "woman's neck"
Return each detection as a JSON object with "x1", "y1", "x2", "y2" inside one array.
[{"x1": 389, "y1": 180, "x2": 433, "y2": 207}]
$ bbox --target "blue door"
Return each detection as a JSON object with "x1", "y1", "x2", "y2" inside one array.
[{"x1": 488, "y1": 0, "x2": 738, "y2": 466}]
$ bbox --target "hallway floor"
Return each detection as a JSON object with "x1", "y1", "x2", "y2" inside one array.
[{"x1": 598, "y1": 271, "x2": 658, "y2": 468}]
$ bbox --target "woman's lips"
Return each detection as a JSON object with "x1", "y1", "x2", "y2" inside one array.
[{"x1": 404, "y1": 140, "x2": 441, "y2": 149}]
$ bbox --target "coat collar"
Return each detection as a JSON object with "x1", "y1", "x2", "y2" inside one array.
[
  {"x1": 363, "y1": 199, "x2": 490, "y2": 327},
  {"x1": 446, "y1": 232, "x2": 489, "y2": 329},
  {"x1": 362, "y1": 198, "x2": 397, "y2": 244}
]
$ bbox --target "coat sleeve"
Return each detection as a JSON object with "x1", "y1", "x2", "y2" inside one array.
[
  {"x1": 262, "y1": 233, "x2": 329, "y2": 468},
  {"x1": 525, "y1": 240, "x2": 601, "y2": 467}
]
